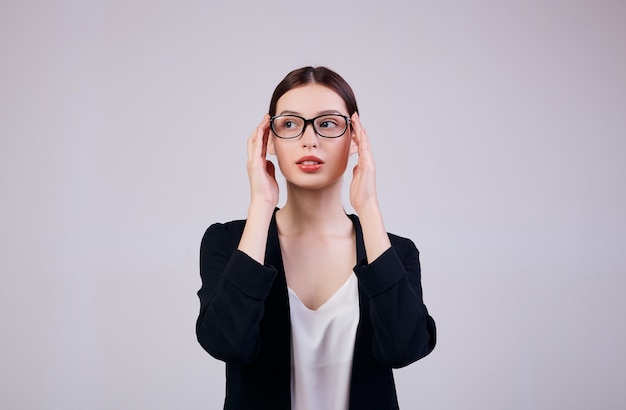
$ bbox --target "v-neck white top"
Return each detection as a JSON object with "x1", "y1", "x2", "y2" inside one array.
[{"x1": 287, "y1": 273, "x2": 360, "y2": 410}]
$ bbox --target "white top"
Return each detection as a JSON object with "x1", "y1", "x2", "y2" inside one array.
[{"x1": 288, "y1": 273, "x2": 360, "y2": 410}]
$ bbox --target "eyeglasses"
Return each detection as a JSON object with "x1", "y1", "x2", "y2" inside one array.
[{"x1": 270, "y1": 114, "x2": 350, "y2": 139}]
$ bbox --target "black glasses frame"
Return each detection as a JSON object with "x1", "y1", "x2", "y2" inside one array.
[{"x1": 270, "y1": 114, "x2": 351, "y2": 139}]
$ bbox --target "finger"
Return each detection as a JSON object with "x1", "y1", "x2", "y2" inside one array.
[
  {"x1": 261, "y1": 115, "x2": 270, "y2": 158},
  {"x1": 250, "y1": 115, "x2": 269, "y2": 140},
  {"x1": 355, "y1": 124, "x2": 370, "y2": 158},
  {"x1": 352, "y1": 115, "x2": 376, "y2": 170},
  {"x1": 351, "y1": 112, "x2": 363, "y2": 140},
  {"x1": 351, "y1": 113, "x2": 370, "y2": 149},
  {"x1": 249, "y1": 115, "x2": 270, "y2": 160}
]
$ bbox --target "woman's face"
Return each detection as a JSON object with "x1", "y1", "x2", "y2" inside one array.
[{"x1": 268, "y1": 83, "x2": 356, "y2": 190}]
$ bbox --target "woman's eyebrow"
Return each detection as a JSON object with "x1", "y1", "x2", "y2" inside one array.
[
  {"x1": 277, "y1": 109, "x2": 344, "y2": 116},
  {"x1": 277, "y1": 110, "x2": 301, "y2": 116},
  {"x1": 317, "y1": 109, "x2": 344, "y2": 116}
]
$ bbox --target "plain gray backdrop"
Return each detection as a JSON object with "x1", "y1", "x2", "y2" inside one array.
[{"x1": 1, "y1": 0, "x2": 625, "y2": 409}]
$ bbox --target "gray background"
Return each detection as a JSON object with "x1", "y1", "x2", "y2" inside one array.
[{"x1": 1, "y1": 0, "x2": 625, "y2": 409}]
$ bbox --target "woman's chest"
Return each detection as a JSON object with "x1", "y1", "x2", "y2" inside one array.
[{"x1": 280, "y1": 237, "x2": 357, "y2": 311}]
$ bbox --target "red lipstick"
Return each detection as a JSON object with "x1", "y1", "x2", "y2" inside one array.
[{"x1": 296, "y1": 156, "x2": 324, "y2": 172}]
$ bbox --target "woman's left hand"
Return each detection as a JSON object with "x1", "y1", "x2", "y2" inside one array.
[{"x1": 350, "y1": 113, "x2": 380, "y2": 213}]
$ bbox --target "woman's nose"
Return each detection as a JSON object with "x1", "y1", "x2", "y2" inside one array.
[{"x1": 300, "y1": 123, "x2": 318, "y2": 147}]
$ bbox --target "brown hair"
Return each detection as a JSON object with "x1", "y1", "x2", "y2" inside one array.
[{"x1": 268, "y1": 66, "x2": 359, "y2": 116}]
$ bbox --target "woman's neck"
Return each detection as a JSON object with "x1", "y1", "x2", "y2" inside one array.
[{"x1": 277, "y1": 181, "x2": 351, "y2": 236}]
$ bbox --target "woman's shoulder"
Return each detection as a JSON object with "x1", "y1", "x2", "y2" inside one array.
[
  {"x1": 207, "y1": 218, "x2": 247, "y2": 231},
  {"x1": 388, "y1": 232, "x2": 420, "y2": 260},
  {"x1": 347, "y1": 214, "x2": 419, "y2": 254},
  {"x1": 387, "y1": 231, "x2": 417, "y2": 247},
  {"x1": 201, "y1": 218, "x2": 247, "y2": 250}
]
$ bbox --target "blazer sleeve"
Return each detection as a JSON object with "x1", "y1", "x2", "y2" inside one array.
[
  {"x1": 196, "y1": 222, "x2": 277, "y2": 364},
  {"x1": 354, "y1": 236, "x2": 436, "y2": 368}
]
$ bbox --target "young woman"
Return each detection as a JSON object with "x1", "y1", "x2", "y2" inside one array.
[{"x1": 196, "y1": 67, "x2": 436, "y2": 409}]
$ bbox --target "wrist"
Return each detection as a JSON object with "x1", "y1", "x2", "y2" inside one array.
[
  {"x1": 238, "y1": 203, "x2": 275, "y2": 264},
  {"x1": 355, "y1": 202, "x2": 391, "y2": 262},
  {"x1": 247, "y1": 201, "x2": 276, "y2": 219},
  {"x1": 353, "y1": 200, "x2": 381, "y2": 217}
]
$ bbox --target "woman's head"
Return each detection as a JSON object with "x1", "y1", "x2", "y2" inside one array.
[
  {"x1": 266, "y1": 67, "x2": 359, "y2": 190},
  {"x1": 268, "y1": 66, "x2": 359, "y2": 117}
]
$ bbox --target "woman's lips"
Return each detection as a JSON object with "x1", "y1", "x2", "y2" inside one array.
[{"x1": 296, "y1": 156, "x2": 324, "y2": 172}]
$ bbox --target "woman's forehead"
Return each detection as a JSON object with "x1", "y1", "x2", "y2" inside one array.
[{"x1": 275, "y1": 84, "x2": 348, "y2": 116}]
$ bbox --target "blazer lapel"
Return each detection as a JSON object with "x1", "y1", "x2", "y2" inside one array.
[
  {"x1": 348, "y1": 213, "x2": 368, "y2": 265},
  {"x1": 264, "y1": 208, "x2": 284, "y2": 272}
]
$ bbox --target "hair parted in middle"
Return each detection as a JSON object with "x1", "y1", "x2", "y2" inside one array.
[{"x1": 268, "y1": 66, "x2": 359, "y2": 117}]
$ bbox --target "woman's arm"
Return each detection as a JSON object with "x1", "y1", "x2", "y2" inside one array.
[
  {"x1": 196, "y1": 223, "x2": 277, "y2": 364},
  {"x1": 237, "y1": 114, "x2": 278, "y2": 263},
  {"x1": 349, "y1": 113, "x2": 391, "y2": 262},
  {"x1": 196, "y1": 116, "x2": 279, "y2": 363},
  {"x1": 349, "y1": 113, "x2": 436, "y2": 366},
  {"x1": 355, "y1": 238, "x2": 436, "y2": 367}
]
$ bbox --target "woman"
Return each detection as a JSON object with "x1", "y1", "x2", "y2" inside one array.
[{"x1": 196, "y1": 66, "x2": 436, "y2": 409}]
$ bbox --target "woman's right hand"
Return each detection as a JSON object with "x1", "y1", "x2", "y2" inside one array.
[
  {"x1": 238, "y1": 115, "x2": 278, "y2": 262},
  {"x1": 246, "y1": 115, "x2": 279, "y2": 208}
]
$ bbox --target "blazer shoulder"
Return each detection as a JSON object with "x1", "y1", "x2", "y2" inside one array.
[
  {"x1": 201, "y1": 218, "x2": 247, "y2": 252},
  {"x1": 347, "y1": 213, "x2": 418, "y2": 257},
  {"x1": 388, "y1": 232, "x2": 418, "y2": 250},
  {"x1": 387, "y1": 233, "x2": 420, "y2": 264},
  {"x1": 205, "y1": 218, "x2": 246, "y2": 234}
]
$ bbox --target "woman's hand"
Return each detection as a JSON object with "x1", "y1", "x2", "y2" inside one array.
[
  {"x1": 246, "y1": 114, "x2": 279, "y2": 208},
  {"x1": 238, "y1": 115, "x2": 279, "y2": 263},
  {"x1": 349, "y1": 113, "x2": 391, "y2": 261},
  {"x1": 350, "y1": 113, "x2": 380, "y2": 213}
]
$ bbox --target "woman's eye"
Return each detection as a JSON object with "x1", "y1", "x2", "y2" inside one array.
[
  {"x1": 277, "y1": 119, "x2": 295, "y2": 129},
  {"x1": 319, "y1": 120, "x2": 338, "y2": 128}
]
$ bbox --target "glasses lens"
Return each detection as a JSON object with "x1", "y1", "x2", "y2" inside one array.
[
  {"x1": 314, "y1": 115, "x2": 348, "y2": 138},
  {"x1": 272, "y1": 116, "x2": 304, "y2": 139}
]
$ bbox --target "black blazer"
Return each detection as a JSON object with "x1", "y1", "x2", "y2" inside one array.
[{"x1": 196, "y1": 211, "x2": 436, "y2": 409}]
